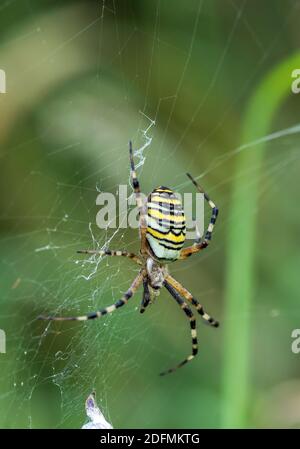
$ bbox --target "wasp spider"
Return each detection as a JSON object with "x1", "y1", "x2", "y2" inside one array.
[{"x1": 40, "y1": 142, "x2": 219, "y2": 376}]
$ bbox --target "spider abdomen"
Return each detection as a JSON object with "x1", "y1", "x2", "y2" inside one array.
[{"x1": 146, "y1": 186, "x2": 186, "y2": 261}]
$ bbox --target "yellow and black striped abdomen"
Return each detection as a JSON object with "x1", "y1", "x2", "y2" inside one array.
[{"x1": 146, "y1": 187, "x2": 186, "y2": 261}]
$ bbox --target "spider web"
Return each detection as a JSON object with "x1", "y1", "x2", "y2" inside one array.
[{"x1": 0, "y1": 0, "x2": 300, "y2": 429}]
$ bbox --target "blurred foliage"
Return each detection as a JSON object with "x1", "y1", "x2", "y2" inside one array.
[{"x1": 0, "y1": 0, "x2": 300, "y2": 429}]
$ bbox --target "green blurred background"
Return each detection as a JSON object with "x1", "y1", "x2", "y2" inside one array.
[{"x1": 0, "y1": 0, "x2": 300, "y2": 429}]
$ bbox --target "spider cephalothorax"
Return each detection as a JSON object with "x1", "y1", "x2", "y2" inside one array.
[
  {"x1": 39, "y1": 142, "x2": 219, "y2": 376},
  {"x1": 146, "y1": 258, "x2": 167, "y2": 289}
]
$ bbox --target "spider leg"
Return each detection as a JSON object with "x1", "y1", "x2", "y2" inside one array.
[
  {"x1": 140, "y1": 278, "x2": 151, "y2": 314},
  {"x1": 165, "y1": 274, "x2": 219, "y2": 328},
  {"x1": 129, "y1": 141, "x2": 148, "y2": 255},
  {"x1": 180, "y1": 173, "x2": 219, "y2": 259},
  {"x1": 38, "y1": 270, "x2": 144, "y2": 321},
  {"x1": 77, "y1": 249, "x2": 142, "y2": 265},
  {"x1": 160, "y1": 280, "x2": 198, "y2": 376}
]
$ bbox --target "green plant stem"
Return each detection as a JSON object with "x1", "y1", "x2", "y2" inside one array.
[{"x1": 221, "y1": 52, "x2": 300, "y2": 428}]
